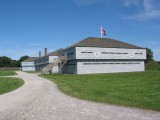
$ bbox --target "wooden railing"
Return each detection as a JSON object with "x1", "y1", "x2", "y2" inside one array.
[{"x1": 41, "y1": 55, "x2": 67, "y2": 74}]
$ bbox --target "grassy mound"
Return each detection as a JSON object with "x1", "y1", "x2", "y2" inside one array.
[
  {"x1": 43, "y1": 70, "x2": 160, "y2": 111},
  {"x1": 0, "y1": 77, "x2": 24, "y2": 95},
  {"x1": 145, "y1": 61, "x2": 160, "y2": 70}
]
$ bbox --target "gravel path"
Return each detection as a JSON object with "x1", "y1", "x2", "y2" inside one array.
[{"x1": 0, "y1": 71, "x2": 160, "y2": 120}]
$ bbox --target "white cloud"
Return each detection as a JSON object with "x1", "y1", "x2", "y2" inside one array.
[
  {"x1": 72, "y1": 0, "x2": 105, "y2": 5},
  {"x1": 123, "y1": 0, "x2": 139, "y2": 7},
  {"x1": 123, "y1": 0, "x2": 160, "y2": 20}
]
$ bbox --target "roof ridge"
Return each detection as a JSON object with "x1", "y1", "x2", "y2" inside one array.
[{"x1": 64, "y1": 37, "x2": 143, "y2": 49}]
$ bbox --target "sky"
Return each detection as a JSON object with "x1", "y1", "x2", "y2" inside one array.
[{"x1": 0, "y1": 0, "x2": 160, "y2": 60}]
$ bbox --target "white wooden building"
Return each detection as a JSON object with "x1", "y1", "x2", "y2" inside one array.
[
  {"x1": 35, "y1": 48, "x2": 62, "y2": 73},
  {"x1": 21, "y1": 57, "x2": 38, "y2": 71},
  {"x1": 59, "y1": 37, "x2": 146, "y2": 74}
]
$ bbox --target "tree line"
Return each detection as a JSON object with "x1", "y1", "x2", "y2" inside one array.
[{"x1": 0, "y1": 56, "x2": 29, "y2": 67}]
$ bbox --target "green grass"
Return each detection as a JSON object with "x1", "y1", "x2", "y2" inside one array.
[
  {"x1": 0, "y1": 77, "x2": 24, "y2": 95},
  {"x1": 42, "y1": 70, "x2": 160, "y2": 111},
  {"x1": 0, "y1": 70, "x2": 17, "y2": 76}
]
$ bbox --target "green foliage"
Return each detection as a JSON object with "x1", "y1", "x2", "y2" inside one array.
[
  {"x1": 145, "y1": 61, "x2": 160, "y2": 70},
  {"x1": 10, "y1": 60, "x2": 18, "y2": 67},
  {"x1": 17, "y1": 55, "x2": 29, "y2": 67},
  {"x1": 0, "y1": 56, "x2": 12, "y2": 67},
  {"x1": 0, "y1": 55, "x2": 29, "y2": 67},
  {"x1": 145, "y1": 48, "x2": 154, "y2": 63},
  {"x1": 0, "y1": 77, "x2": 24, "y2": 95},
  {"x1": 43, "y1": 71, "x2": 160, "y2": 111},
  {"x1": 18, "y1": 55, "x2": 29, "y2": 62},
  {"x1": 0, "y1": 70, "x2": 17, "y2": 76}
]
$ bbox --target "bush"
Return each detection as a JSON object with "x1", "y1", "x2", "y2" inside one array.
[{"x1": 145, "y1": 61, "x2": 160, "y2": 70}]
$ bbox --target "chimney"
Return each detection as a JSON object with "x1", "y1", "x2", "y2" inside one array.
[
  {"x1": 44, "y1": 48, "x2": 47, "y2": 56},
  {"x1": 39, "y1": 51, "x2": 41, "y2": 58}
]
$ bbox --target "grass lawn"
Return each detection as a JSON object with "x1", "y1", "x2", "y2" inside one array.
[
  {"x1": 42, "y1": 70, "x2": 160, "y2": 111},
  {"x1": 0, "y1": 70, "x2": 17, "y2": 76},
  {"x1": 0, "y1": 77, "x2": 24, "y2": 95}
]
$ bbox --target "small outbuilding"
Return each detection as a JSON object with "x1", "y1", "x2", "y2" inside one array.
[{"x1": 21, "y1": 57, "x2": 38, "y2": 71}]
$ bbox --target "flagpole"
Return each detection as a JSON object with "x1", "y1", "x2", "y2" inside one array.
[{"x1": 100, "y1": 26, "x2": 102, "y2": 38}]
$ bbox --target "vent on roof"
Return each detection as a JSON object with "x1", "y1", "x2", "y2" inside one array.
[
  {"x1": 44, "y1": 48, "x2": 47, "y2": 56},
  {"x1": 39, "y1": 51, "x2": 42, "y2": 58}
]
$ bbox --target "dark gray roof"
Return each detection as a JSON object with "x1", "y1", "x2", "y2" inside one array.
[
  {"x1": 23, "y1": 57, "x2": 38, "y2": 62},
  {"x1": 65, "y1": 37, "x2": 143, "y2": 49},
  {"x1": 36, "y1": 49, "x2": 63, "y2": 61},
  {"x1": 47, "y1": 48, "x2": 63, "y2": 56}
]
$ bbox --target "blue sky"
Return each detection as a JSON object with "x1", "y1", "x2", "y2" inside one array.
[{"x1": 0, "y1": 0, "x2": 160, "y2": 60}]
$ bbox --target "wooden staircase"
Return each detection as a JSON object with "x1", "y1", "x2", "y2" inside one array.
[
  {"x1": 58, "y1": 55, "x2": 67, "y2": 74},
  {"x1": 41, "y1": 55, "x2": 67, "y2": 75}
]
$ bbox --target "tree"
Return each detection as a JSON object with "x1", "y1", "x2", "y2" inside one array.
[
  {"x1": 0, "y1": 56, "x2": 12, "y2": 67},
  {"x1": 145, "y1": 48, "x2": 154, "y2": 63},
  {"x1": 17, "y1": 55, "x2": 29, "y2": 67},
  {"x1": 10, "y1": 60, "x2": 18, "y2": 67}
]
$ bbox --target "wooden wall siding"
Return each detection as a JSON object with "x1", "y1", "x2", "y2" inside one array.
[
  {"x1": 61, "y1": 60, "x2": 77, "y2": 74},
  {"x1": 51, "y1": 66, "x2": 59, "y2": 73},
  {"x1": 65, "y1": 47, "x2": 76, "y2": 60},
  {"x1": 62, "y1": 65, "x2": 77, "y2": 74},
  {"x1": 21, "y1": 62, "x2": 36, "y2": 71},
  {"x1": 22, "y1": 66, "x2": 35, "y2": 71},
  {"x1": 75, "y1": 47, "x2": 146, "y2": 60},
  {"x1": 77, "y1": 61, "x2": 144, "y2": 74},
  {"x1": 35, "y1": 56, "x2": 58, "y2": 65},
  {"x1": 35, "y1": 64, "x2": 48, "y2": 71},
  {"x1": 21, "y1": 62, "x2": 34, "y2": 66},
  {"x1": 35, "y1": 56, "x2": 49, "y2": 65},
  {"x1": 49, "y1": 56, "x2": 58, "y2": 63},
  {"x1": 35, "y1": 56, "x2": 59, "y2": 72}
]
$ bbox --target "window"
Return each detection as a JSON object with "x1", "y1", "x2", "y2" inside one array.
[
  {"x1": 67, "y1": 52, "x2": 74, "y2": 55},
  {"x1": 122, "y1": 53, "x2": 128, "y2": 54},
  {"x1": 134, "y1": 63, "x2": 140, "y2": 64},
  {"x1": 83, "y1": 63, "x2": 92, "y2": 65},
  {"x1": 69, "y1": 64, "x2": 76, "y2": 65},
  {"x1": 102, "y1": 52, "x2": 128, "y2": 55},
  {"x1": 102, "y1": 52, "x2": 108, "y2": 54},
  {"x1": 109, "y1": 52, "x2": 115, "y2": 54},
  {"x1": 81, "y1": 52, "x2": 93, "y2": 53},
  {"x1": 135, "y1": 53, "x2": 143, "y2": 55},
  {"x1": 108, "y1": 63, "x2": 114, "y2": 64},
  {"x1": 93, "y1": 63, "x2": 100, "y2": 64},
  {"x1": 116, "y1": 52, "x2": 121, "y2": 54}
]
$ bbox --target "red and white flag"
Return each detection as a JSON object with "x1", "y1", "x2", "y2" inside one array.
[
  {"x1": 101, "y1": 27, "x2": 107, "y2": 38},
  {"x1": 102, "y1": 28, "x2": 106, "y2": 35}
]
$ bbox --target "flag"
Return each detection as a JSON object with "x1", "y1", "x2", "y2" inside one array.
[
  {"x1": 101, "y1": 27, "x2": 107, "y2": 38},
  {"x1": 102, "y1": 28, "x2": 106, "y2": 36}
]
